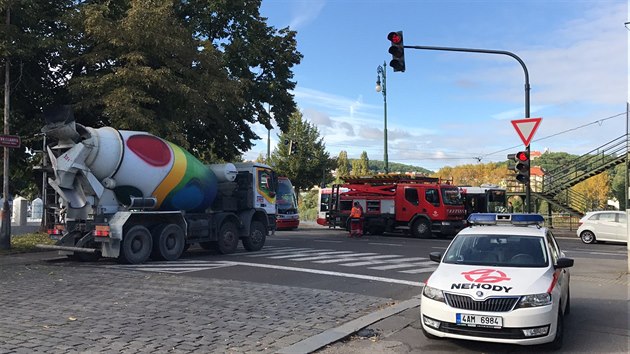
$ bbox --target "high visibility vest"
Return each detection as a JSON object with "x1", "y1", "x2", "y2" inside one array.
[{"x1": 350, "y1": 207, "x2": 362, "y2": 218}]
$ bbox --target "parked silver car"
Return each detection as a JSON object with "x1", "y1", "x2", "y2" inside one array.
[{"x1": 576, "y1": 211, "x2": 627, "y2": 244}]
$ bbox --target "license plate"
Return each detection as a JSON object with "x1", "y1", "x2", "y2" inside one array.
[{"x1": 456, "y1": 313, "x2": 503, "y2": 328}]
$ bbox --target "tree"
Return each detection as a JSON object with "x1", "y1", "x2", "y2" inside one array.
[
  {"x1": 1, "y1": 1, "x2": 75, "y2": 198},
  {"x1": 64, "y1": 0, "x2": 301, "y2": 161},
  {"x1": 269, "y1": 111, "x2": 336, "y2": 194},
  {"x1": 572, "y1": 172, "x2": 610, "y2": 212},
  {"x1": 434, "y1": 162, "x2": 507, "y2": 185},
  {"x1": 349, "y1": 151, "x2": 369, "y2": 176},
  {"x1": 1, "y1": 0, "x2": 302, "y2": 198},
  {"x1": 336, "y1": 151, "x2": 349, "y2": 181},
  {"x1": 610, "y1": 164, "x2": 626, "y2": 209}
]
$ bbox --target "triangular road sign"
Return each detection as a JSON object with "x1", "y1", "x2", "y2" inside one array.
[{"x1": 511, "y1": 118, "x2": 542, "y2": 147}]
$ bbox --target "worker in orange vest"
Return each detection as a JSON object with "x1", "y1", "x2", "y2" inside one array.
[{"x1": 349, "y1": 201, "x2": 363, "y2": 237}]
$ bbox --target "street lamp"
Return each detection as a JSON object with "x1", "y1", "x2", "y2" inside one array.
[{"x1": 376, "y1": 61, "x2": 389, "y2": 174}]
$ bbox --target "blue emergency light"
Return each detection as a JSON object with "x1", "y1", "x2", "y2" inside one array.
[{"x1": 468, "y1": 213, "x2": 545, "y2": 226}]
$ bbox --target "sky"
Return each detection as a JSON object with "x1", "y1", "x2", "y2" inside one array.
[{"x1": 244, "y1": 0, "x2": 629, "y2": 172}]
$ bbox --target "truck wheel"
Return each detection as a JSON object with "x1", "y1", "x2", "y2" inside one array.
[
  {"x1": 74, "y1": 252, "x2": 101, "y2": 262},
  {"x1": 214, "y1": 221, "x2": 239, "y2": 254},
  {"x1": 65, "y1": 231, "x2": 101, "y2": 262},
  {"x1": 151, "y1": 224, "x2": 185, "y2": 261},
  {"x1": 411, "y1": 219, "x2": 432, "y2": 238},
  {"x1": 118, "y1": 225, "x2": 153, "y2": 264},
  {"x1": 199, "y1": 242, "x2": 213, "y2": 250},
  {"x1": 243, "y1": 220, "x2": 266, "y2": 252}
]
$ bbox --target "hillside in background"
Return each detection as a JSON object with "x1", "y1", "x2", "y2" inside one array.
[{"x1": 348, "y1": 159, "x2": 433, "y2": 175}]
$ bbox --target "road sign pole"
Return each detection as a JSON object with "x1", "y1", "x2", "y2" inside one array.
[
  {"x1": 525, "y1": 82, "x2": 531, "y2": 213},
  {"x1": 405, "y1": 44, "x2": 532, "y2": 212}
]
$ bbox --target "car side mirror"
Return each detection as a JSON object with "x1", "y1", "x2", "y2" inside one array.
[
  {"x1": 429, "y1": 252, "x2": 442, "y2": 263},
  {"x1": 555, "y1": 257, "x2": 574, "y2": 269}
]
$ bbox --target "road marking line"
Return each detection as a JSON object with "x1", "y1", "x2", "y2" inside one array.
[
  {"x1": 110, "y1": 262, "x2": 234, "y2": 274},
  {"x1": 368, "y1": 242, "x2": 403, "y2": 247},
  {"x1": 285, "y1": 251, "x2": 357, "y2": 261},
  {"x1": 312, "y1": 253, "x2": 380, "y2": 263},
  {"x1": 266, "y1": 250, "x2": 337, "y2": 259},
  {"x1": 399, "y1": 267, "x2": 438, "y2": 274},
  {"x1": 242, "y1": 248, "x2": 314, "y2": 257},
  {"x1": 216, "y1": 261, "x2": 425, "y2": 287},
  {"x1": 370, "y1": 261, "x2": 436, "y2": 270}
]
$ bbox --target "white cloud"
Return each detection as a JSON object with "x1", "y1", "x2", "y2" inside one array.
[{"x1": 288, "y1": 0, "x2": 326, "y2": 30}]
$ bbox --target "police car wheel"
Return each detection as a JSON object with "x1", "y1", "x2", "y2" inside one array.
[{"x1": 548, "y1": 310, "x2": 564, "y2": 350}]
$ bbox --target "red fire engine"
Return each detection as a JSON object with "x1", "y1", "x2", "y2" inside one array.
[{"x1": 324, "y1": 175, "x2": 466, "y2": 238}]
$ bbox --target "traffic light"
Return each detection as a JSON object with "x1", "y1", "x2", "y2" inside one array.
[
  {"x1": 290, "y1": 140, "x2": 298, "y2": 155},
  {"x1": 387, "y1": 31, "x2": 405, "y2": 72},
  {"x1": 513, "y1": 151, "x2": 530, "y2": 184}
]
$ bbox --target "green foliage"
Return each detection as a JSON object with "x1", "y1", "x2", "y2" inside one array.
[
  {"x1": 0, "y1": 1, "x2": 76, "y2": 199},
  {"x1": 269, "y1": 111, "x2": 336, "y2": 193},
  {"x1": 610, "y1": 163, "x2": 626, "y2": 208},
  {"x1": 369, "y1": 160, "x2": 433, "y2": 175},
  {"x1": 1, "y1": 0, "x2": 302, "y2": 199},
  {"x1": 336, "y1": 151, "x2": 349, "y2": 182},
  {"x1": 535, "y1": 151, "x2": 579, "y2": 172},
  {"x1": 0, "y1": 233, "x2": 52, "y2": 255},
  {"x1": 298, "y1": 189, "x2": 319, "y2": 221}
]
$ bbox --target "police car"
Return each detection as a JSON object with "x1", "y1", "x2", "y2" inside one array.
[{"x1": 420, "y1": 213, "x2": 573, "y2": 349}]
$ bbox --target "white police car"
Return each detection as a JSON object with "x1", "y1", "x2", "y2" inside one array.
[{"x1": 420, "y1": 213, "x2": 573, "y2": 349}]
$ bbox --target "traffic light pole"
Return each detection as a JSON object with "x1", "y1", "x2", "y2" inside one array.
[
  {"x1": 405, "y1": 45, "x2": 532, "y2": 212},
  {"x1": 376, "y1": 62, "x2": 388, "y2": 174}
]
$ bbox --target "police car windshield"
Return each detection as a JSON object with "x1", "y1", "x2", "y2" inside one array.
[{"x1": 443, "y1": 234, "x2": 548, "y2": 267}]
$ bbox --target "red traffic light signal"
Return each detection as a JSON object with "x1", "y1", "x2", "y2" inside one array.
[
  {"x1": 387, "y1": 31, "x2": 402, "y2": 44},
  {"x1": 387, "y1": 31, "x2": 405, "y2": 72},
  {"x1": 513, "y1": 151, "x2": 530, "y2": 184}
]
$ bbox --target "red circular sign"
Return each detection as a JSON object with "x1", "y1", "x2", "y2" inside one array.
[{"x1": 462, "y1": 268, "x2": 511, "y2": 283}]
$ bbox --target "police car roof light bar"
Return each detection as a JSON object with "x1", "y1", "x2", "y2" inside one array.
[{"x1": 468, "y1": 213, "x2": 545, "y2": 226}]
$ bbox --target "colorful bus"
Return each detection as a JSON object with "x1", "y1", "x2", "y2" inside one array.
[{"x1": 276, "y1": 176, "x2": 299, "y2": 230}]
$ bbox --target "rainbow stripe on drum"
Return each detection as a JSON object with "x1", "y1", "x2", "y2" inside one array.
[{"x1": 122, "y1": 134, "x2": 217, "y2": 212}]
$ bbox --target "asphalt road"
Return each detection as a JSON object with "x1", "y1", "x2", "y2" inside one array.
[{"x1": 1, "y1": 225, "x2": 628, "y2": 353}]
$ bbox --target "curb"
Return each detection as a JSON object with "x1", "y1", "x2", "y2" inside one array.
[{"x1": 276, "y1": 296, "x2": 422, "y2": 354}]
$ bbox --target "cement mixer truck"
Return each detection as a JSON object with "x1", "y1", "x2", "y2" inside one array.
[{"x1": 37, "y1": 109, "x2": 277, "y2": 264}]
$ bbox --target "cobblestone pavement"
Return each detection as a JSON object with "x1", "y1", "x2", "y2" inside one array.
[{"x1": 0, "y1": 255, "x2": 391, "y2": 353}]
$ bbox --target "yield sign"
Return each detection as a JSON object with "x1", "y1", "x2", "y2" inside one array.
[{"x1": 511, "y1": 117, "x2": 542, "y2": 147}]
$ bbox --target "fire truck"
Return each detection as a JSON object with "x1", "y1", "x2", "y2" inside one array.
[{"x1": 324, "y1": 175, "x2": 466, "y2": 238}]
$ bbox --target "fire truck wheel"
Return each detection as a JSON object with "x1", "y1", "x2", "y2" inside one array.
[
  {"x1": 118, "y1": 225, "x2": 153, "y2": 264},
  {"x1": 243, "y1": 220, "x2": 266, "y2": 252},
  {"x1": 411, "y1": 219, "x2": 432, "y2": 238},
  {"x1": 214, "y1": 220, "x2": 239, "y2": 254},
  {"x1": 150, "y1": 223, "x2": 185, "y2": 261}
]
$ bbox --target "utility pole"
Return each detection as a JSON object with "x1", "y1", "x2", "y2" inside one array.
[
  {"x1": 403, "y1": 44, "x2": 531, "y2": 212},
  {"x1": 376, "y1": 62, "x2": 388, "y2": 174},
  {"x1": 0, "y1": 6, "x2": 11, "y2": 250}
]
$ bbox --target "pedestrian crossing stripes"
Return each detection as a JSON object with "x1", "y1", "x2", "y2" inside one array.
[
  {"x1": 107, "y1": 247, "x2": 438, "y2": 275},
  {"x1": 106, "y1": 260, "x2": 234, "y2": 274},
  {"x1": 231, "y1": 246, "x2": 438, "y2": 274}
]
